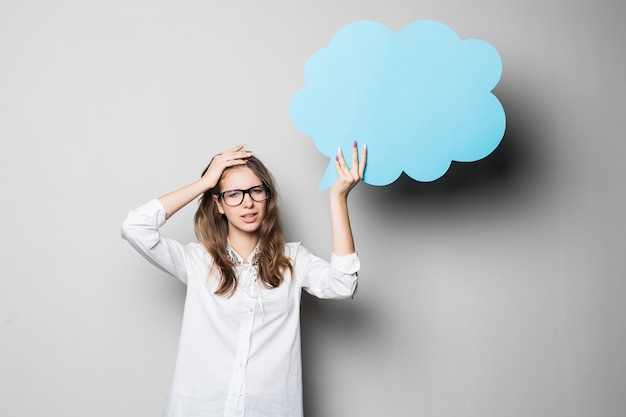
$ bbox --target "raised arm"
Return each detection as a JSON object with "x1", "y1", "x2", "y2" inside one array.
[
  {"x1": 329, "y1": 141, "x2": 367, "y2": 255},
  {"x1": 158, "y1": 146, "x2": 252, "y2": 219}
]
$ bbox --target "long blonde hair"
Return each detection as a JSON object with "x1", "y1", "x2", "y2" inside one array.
[{"x1": 193, "y1": 156, "x2": 293, "y2": 296}]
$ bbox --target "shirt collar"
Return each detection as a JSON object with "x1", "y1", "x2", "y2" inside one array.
[{"x1": 226, "y1": 241, "x2": 261, "y2": 266}]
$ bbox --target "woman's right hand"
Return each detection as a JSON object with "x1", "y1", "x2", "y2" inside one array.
[
  {"x1": 157, "y1": 145, "x2": 252, "y2": 219},
  {"x1": 201, "y1": 145, "x2": 253, "y2": 190}
]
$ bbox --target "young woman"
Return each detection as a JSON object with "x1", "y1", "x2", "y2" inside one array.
[{"x1": 121, "y1": 142, "x2": 366, "y2": 417}]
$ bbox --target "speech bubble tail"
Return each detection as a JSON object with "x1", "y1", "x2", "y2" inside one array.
[{"x1": 317, "y1": 160, "x2": 338, "y2": 191}]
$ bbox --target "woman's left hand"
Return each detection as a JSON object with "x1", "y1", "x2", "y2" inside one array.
[{"x1": 330, "y1": 140, "x2": 367, "y2": 198}]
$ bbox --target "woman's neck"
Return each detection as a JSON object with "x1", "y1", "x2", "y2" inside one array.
[{"x1": 228, "y1": 232, "x2": 260, "y2": 263}]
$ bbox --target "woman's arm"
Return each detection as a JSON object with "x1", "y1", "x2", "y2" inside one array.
[
  {"x1": 158, "y1": 145, "x2": 252, "y2": 219},
  {"x1": 329, "y1": 141, "x2": 367, "y2": 255}
]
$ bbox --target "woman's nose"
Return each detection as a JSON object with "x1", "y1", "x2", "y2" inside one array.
[{"x1": 242, "y1": 193, "x2": 254, "y2": 207}]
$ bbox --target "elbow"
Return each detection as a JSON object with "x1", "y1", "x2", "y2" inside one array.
[
  {"x1": 120, "y1": 213, "x2": 148, "y2": 245},
  {"x1": 120, "y1": 215, "x2": 161, "y2": 251},
  {"x1": 120, "y1": 215, "x2": 136, "y2": 242},
  {"x1": 330, "y1": 273, "x2": 359, "y2": 299}
]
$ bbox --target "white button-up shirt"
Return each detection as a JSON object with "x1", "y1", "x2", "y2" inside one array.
[{"x1": 121, "y1": 199, "x2": 359, "y2": 417}]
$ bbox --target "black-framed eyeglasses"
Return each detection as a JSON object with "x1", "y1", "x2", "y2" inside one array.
[{"x1": 217, "y1": 185, "x2": 269, "y2": 207}]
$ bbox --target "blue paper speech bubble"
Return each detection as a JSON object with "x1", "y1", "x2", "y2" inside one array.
[{"x1": 290, "y1": 20, "x2": 506, "y2": 190}]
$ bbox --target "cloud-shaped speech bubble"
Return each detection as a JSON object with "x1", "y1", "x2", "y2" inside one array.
[{"x1": 290, "y1": 20, "x2": 506, "y2": 190}]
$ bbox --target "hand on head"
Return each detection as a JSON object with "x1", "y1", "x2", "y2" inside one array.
[{"x1": 202, "y1": 145, "x2": 253, "y2": 189}]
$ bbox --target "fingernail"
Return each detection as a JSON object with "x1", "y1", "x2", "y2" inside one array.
[{"x1": 353, "y1": 140, "x2": 357, "y2": 147}]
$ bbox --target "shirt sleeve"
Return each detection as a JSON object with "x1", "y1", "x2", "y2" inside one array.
[
  {"x1": 294, "y1": 243, "x2": 360, "y2": 300},
  {"x1": 121, "y1": 198, "x2": 189, "y2": 283}
]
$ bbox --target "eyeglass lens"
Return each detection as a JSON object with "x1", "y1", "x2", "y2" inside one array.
[{"x1": 222, "y1": 186, "x2": 267, "y2": 206}]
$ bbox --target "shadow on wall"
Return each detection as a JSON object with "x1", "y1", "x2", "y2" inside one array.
[
  {"x1": 300, "y1": 293, "x2": 388, "y2": 415},
  {"x1": 355, "y1": 86, "x2": 553, "y2": 219},
  {"x1": 299, "y1": 86, "x2": 554, "y2": 416}
]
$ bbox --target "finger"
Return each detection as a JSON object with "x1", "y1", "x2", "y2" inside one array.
[
  {"x1": 226, "y1": 152, "x2": 253, "y2": 163},
  {"x1": 219, "y1": 145, "x2": 249, "y2": 159},
  {"x1": 351, "y1": 140, "x2": 359, "y2": 174},
  {"x1": 216, "y1": 147, "x2": 252, "y2": 165},
  {"x1": 358, "y1": 143, "x2": 367, "y2": 179},
  {"x1": 335, "y1": 147, "x2": 350, "y2": 176},
  {"x1": 222, "y1": 145, "x2": 245, "y2": 154}
]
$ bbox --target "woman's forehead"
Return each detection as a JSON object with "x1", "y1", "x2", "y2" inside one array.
[{"x1": 220, "y1": 166, "x2": 261, "y2": 189}]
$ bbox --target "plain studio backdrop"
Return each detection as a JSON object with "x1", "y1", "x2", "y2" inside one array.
[{"x1": 1, "y1": 1, "x2": 624, "y2": 416}]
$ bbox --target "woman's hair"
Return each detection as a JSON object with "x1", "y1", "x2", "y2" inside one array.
[{"x1": 194, "y1": 156, "x2": 293, "y2": 296}]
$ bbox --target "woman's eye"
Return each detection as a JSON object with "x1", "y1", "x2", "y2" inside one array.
[{"x1": 227, "y1": 191, "x2": 241, "y2": 198}]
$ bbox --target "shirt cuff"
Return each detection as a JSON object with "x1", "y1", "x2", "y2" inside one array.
[
  {"x1": 330, "y1": 251, "x2": 360, "y2": 274},
  {"x1": 136, "y1": 198, "x2": 167, "y2": 226}
]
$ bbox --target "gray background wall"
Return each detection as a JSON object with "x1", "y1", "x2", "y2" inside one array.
[{"x1": 1, "y1": 0, "x2": 624, "y2": 416}]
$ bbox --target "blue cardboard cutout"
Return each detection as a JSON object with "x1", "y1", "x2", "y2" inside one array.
[{"x1": 290, "y1": 20, "x2": 506, "y2": 190}]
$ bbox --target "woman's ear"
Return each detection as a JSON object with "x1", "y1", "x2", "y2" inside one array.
[{"x1": 213, "y1": 194, "x2": 225, "y2": 215}]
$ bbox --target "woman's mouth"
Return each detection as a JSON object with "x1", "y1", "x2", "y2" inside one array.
[{"x1": 241, "y1": 213, "x2": 257, "y2": 223}]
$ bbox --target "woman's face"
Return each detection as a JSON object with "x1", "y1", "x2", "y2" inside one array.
[{"x1": 214, "y1": 166, "x2": 267, "y2": 238}]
